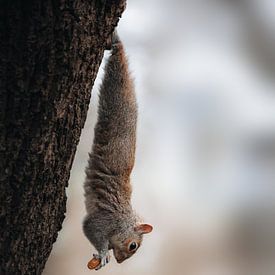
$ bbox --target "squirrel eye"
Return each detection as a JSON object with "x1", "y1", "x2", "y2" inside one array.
[{"x1": 128, "y1": 242, "x2": 138, "y2": 251}]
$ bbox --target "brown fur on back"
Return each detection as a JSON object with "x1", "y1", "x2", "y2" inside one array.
[{"x1": 84, "y1": 36, "x2": 137, "y2": 216}]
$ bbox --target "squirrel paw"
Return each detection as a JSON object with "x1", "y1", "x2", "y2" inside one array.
[{"x1": 93, "y1": 252, "x2": 111, "y2": 270}]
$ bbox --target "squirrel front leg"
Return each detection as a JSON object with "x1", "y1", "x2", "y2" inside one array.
[
  {"x1": 83, "y1": 216, "x2": 111, "y2": 270},
  {"x1": 92, "y1": 242, "x2": 111, "y2": 270}
]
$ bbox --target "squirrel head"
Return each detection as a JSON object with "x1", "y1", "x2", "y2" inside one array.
[{"x1": 111, "y1": 223, "x2": 153, "y2": 263}]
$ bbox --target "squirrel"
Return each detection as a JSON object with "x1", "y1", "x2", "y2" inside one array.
[{"x1": 83, "y1": 32, "x2": 153, "y2": 270}]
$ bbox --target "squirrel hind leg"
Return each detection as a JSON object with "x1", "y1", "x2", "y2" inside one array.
[{"x1": 105, "y1": 29, "x2": 121, "y2": 50}]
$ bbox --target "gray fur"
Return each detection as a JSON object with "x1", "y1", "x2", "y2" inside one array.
[{"x1": 83, "y1": 33, "x2": 145, "y2": 264}]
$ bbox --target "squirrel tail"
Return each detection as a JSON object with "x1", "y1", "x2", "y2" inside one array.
[{"x1": 91, "y1": 32, "x2": 137, "y2": 178}]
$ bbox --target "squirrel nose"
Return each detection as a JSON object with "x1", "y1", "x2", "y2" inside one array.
[
  {"x1": 115, "y1": 255, "x2": 124, "y2": 264},
  {"x1": 114, "y1": 252, "x2": 127, "y2": 264}
]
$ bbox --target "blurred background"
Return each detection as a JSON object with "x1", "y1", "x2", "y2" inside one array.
[{"x1": 44, "y1": 0, "x2": 275, "y2": 274}]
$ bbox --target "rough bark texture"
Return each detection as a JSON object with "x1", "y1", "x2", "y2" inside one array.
[{"x1": 0, "y1": 0, "x2": 126, "y2": 274}]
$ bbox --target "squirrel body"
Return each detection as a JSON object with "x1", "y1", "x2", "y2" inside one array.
[{"x1": 83, "y1": 33, "x2": 152, "y2": 270}]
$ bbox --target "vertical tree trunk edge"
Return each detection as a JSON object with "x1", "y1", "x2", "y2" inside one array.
[{"x1": 0, "y1": 1, "x2": 126, "y2": 274}]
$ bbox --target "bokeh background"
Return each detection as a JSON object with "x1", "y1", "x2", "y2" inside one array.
[{"x1": 44, "y1": 0, "x2": 275, "y2": 274}]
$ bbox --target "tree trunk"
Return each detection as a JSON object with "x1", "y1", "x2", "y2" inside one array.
[{"x1": 0, "y1": 0, "x2": 126, "y2": 274}]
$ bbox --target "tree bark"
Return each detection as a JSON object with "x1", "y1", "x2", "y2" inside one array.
[{"x1": 0, "y1": 0, "x2": 126, "y2": 274}]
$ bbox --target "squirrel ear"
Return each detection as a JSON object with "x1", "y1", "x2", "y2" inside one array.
[{"x1": 135, "y1": 224, "x2": 153, "y2": 234}]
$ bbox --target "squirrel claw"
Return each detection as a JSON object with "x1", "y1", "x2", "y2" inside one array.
[{"x1": 94, "y1": 252, "x2": 111, "y2": 270}]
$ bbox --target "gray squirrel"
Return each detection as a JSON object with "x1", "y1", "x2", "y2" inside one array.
[{"x1": 83, "y1": 32, "x2": 153, "y2": 270}]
